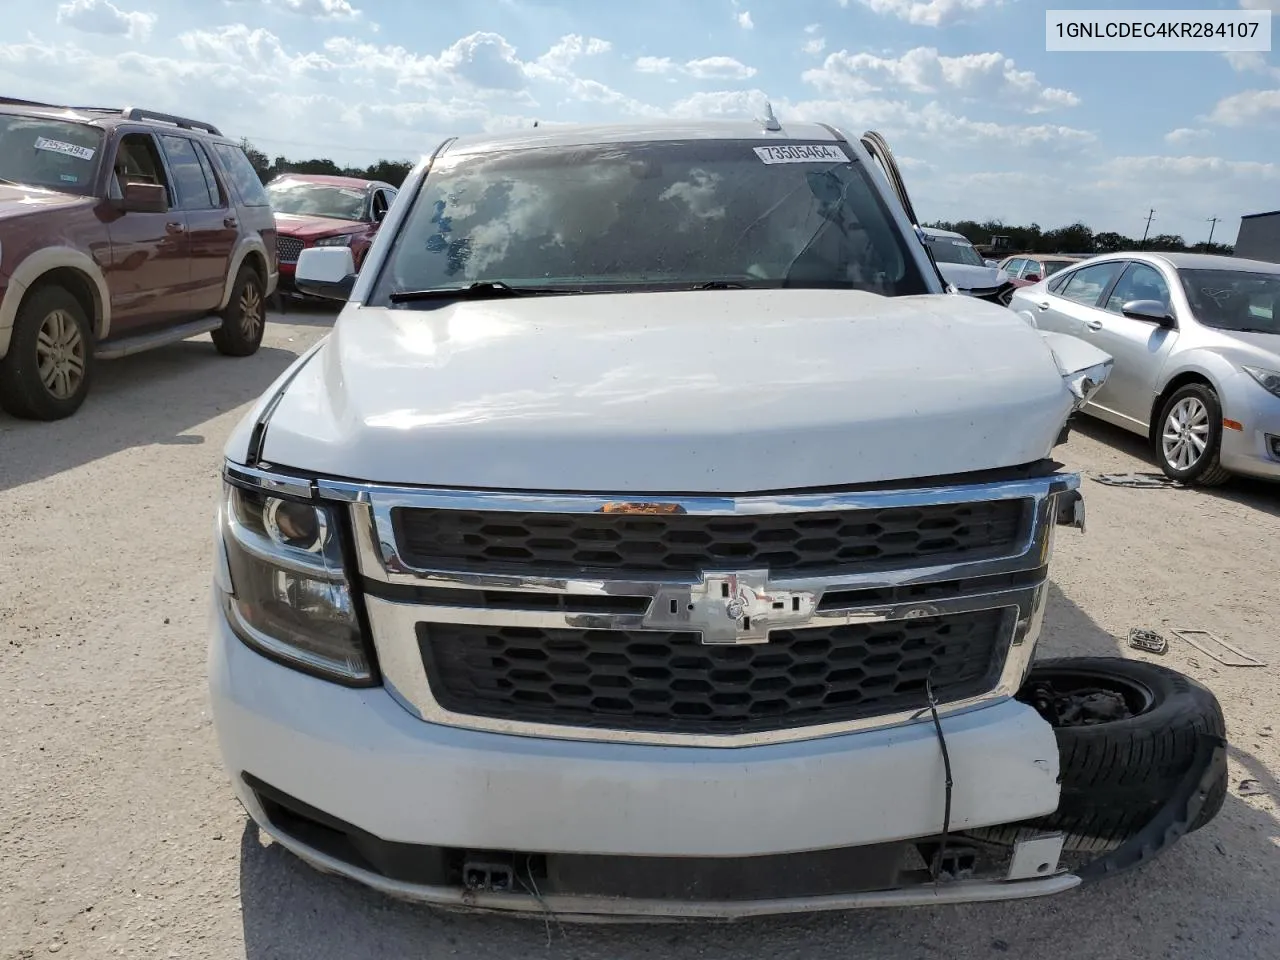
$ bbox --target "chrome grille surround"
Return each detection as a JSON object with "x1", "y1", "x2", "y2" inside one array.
[{"x1": 228, "y1": 465, "x2": 1077, "y2": 747}]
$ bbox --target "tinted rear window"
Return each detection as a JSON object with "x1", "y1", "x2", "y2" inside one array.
[{"x1": 211, "y1": 143, "x2": 270, "y2": 207}]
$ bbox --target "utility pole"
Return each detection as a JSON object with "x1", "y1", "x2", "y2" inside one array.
[
  {"x1": 1205, "y1": 217, "x2": 1219, "y2": 251},
  {"x1": 1140, "y1": 208, "x2": 1156, "y2": 249}
]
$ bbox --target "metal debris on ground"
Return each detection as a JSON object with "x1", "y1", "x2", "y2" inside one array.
[
  {"x1": 1170, "y1": 629, "x2": 1267, "y2": 668},
  {"x1": 1128, "y1": 628, "x2": 1168, "y2": 655},
  {"x1": 1091, "y1": 472, "x2": 1176, "y2": 489},
  {"x1": 1238, "y1": 779, "x2": 1265, "y2": 797}
]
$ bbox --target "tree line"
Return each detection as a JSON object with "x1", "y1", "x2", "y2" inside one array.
[
  {"x1": 237, "y1": 141, "x2": 1236, "y2": 256},
  {"x1": 925, "y1": 219, "x2": 1234, "y2": 256},
  {"x1": 240, "y1": 140, "x2": 413, "y2": 187}
]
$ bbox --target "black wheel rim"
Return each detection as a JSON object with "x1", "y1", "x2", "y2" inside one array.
[{"x1": 1020, "y1": 668, "x2": 1156, "y2": 727}]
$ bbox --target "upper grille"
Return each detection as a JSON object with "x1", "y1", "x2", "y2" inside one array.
[
  {"x1": 277, "y1": 236, "x2": 305, "y2": 264},
  {"x1": 418, "y1": 609, "x2": 1009, "y2": 735},
  {"x1": 391, "y1": 500, "x2": 1027, "y2": 578}
]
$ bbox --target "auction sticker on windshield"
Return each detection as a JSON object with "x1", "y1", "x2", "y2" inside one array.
[
  {"x1": 33, "y1": 137, "x2": 96, "y2": 161},
  {"x1": 753, "y1": 144, "x2": 849, "y2": 164}
]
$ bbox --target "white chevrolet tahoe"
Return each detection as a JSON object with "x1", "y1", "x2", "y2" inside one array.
[{"x1": 209, "y1": 119, "x2": 1228, "y2": 919}]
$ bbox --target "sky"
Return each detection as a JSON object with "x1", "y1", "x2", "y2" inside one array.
[{"x1": 1, "y1": 0, "x2": 1277, "y2": 243}]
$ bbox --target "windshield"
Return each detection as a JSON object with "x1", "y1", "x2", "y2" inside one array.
[
  {"x1": 372, "y1": 139, "x2": 928, "y2": 301},
  {"x1": 1178, "y1": 268, "x2": 1279, "y2": 334},
  {"x1": 924, "y1": 235, "x2": 985, "y2": 267},
  {"x1": 266, "y1": 178, "x2": 366, "y2": 220},
  {"x1": 0, "y1": 114, "x2": 103, "y2": 194}
]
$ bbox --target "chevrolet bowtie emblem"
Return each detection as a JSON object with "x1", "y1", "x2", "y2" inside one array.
[{"x1": 642, "y1": 570, "x2": 818, "y2": 645}]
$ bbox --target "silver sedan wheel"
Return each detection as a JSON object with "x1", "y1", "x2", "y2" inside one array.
[
  {"x1": 239, "y1": 282, "x2": 264, "y2": 340},
  {"x1": 35, "y1": 309, "x2": 87, "y2": 400},
  {"x1": 1161, "y1": 396, "x2": 1210, "y2": 471}
]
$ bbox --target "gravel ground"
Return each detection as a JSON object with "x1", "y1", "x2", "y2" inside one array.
[{"x1": 2, "y1": 309, "x2": 1279, "y2": 960}]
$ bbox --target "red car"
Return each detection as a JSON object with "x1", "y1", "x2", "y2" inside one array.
[
  {"x1": 998, "y1": 254, "x2": 1084, "y2": 291},
  {"x1": 266, "y1": 174, "x2": 398, "y2": 298}
]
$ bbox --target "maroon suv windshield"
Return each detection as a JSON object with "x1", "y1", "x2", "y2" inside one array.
[{"x1": 0, "y1": 114, "x2": 103, "y2": 195}]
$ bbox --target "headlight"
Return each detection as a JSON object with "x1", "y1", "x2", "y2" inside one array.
[
  {"x1": 217, "y1": 478, "x2": 372, "y2": 683},
  {"x1": 1242, "y1": 365, "x2": 1280, "y2": 399},
  {"x1": 314, "y1": 234, "x2": 354, "y2": 247}
]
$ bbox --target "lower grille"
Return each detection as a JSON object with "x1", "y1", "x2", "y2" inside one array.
[
  {"x1": 277, "y1": 235, "x2": 305, "y2": 264},
  {"x1": 418, "y1": 609, "x2": 1009, "y2": 735}
]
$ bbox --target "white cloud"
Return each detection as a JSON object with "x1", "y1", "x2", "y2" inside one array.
[
  {"x1": 684, "y1": 56, "x2": 757, "y2": 80},
  {"x1": 1164, "y1": 127, "x2": 1207, "y2": 145},
  {"x1": 737, "y1": 10, "x2": 754, "y2": 28},
  {"x1": 635, "y1": 56, "x2": 675, "y2": 74},
  {"x1": 802, "y1": 23, "x2": 825, "y2": 55},
  {"x1": 530, "y1": 34, "x2": 612, "y2": 77},
  {"x1": 856, "y1": 0, "x2": 1002, "y2": 27},
  {"x1": 634, "y1": 55, "x2": 757, "y2": 80},
  {"x1": 1100, "y1": 155, "x2": 1279, "y2": 182},
  {"x1": 55, "y1": 0, "x2": 155, "y2": 41},
  {"x1": 1223, "y1": 50, "x2": 1280, "y2": 79},
  {"x1": 228, "y1": 0, "x2": 361, "y2": 19},
  {"x1": 1208, "y1": 88, "x2": 1280, "y2": 125},
  {"x1": 804, "y1": 47, "x2": 1078, "y2": 113}
]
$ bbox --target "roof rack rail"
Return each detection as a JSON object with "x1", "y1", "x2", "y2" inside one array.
[{"x1": 121, "y1": 107, "x2": 222, "y2": 137}]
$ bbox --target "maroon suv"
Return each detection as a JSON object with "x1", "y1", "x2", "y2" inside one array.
[
  {"x1": 265, "y1": 174, "x2": 397, "y2": 298},
  {"x1": 0, "y1": 98, "x2": 278, "y2": 420}
]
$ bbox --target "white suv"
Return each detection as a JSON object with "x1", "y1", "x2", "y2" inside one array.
[{"x1": 209, "y1": 119, "x2": 1226, "y2": 919}]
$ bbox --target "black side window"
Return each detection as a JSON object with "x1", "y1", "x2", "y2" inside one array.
[
  {"x1": 211, "y1": 143, "x2": 271, "y2": 207},
  {"x1": 371, "y1": 189, "x2": 389, "y2": 222},
  {"x1": 110, "y1": 132, "x2": 171, "y2": 204},
  {"x1": 193, "y1": 141, "x2": 225, "y2": 207},
  {"x1": 1047, "y1": 270, "x2": 1071, "y2": 294},
  {"x1": 160, "y1": 135, "x2": 217, "y2": 210}
]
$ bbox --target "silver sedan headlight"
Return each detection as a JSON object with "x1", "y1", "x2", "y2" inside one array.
[
  {"x1": 1242, "y1": 365, "x2": 1280, "y2": 399},
  {"x1": 217, "y1": 478, "x2": 372, "y2": 684}
]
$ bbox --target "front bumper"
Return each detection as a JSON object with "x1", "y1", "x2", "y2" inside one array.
[
  {"x1": 210, "y1": 602, "x2": 1076, "y2": 916},
  {"x1": 1221, "y1": 380, "x2": 1280, "y2": 481}
]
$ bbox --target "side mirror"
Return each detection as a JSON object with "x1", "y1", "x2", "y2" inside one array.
[
  {"x1": 296, "y1": 247, "x2": 357, "y2": 301},
  {"x1": 984, "y1": 259, "x2": 998, "y2": 268},
  {"x1": 1121, "y1": 299, "x2": 1175, "y2": 327},
  {"x1": 119, "y1": 181, "x2": 168, "y2": 214}
]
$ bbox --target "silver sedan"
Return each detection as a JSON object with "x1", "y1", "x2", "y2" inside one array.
[{"x1": 1009, "y1": 252, "x2": 1280, "y2": 485}]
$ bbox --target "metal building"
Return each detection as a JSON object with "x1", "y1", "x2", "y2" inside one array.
[{"x1": 1235, "y1": 210, "x2": 1280, "y2": 263}]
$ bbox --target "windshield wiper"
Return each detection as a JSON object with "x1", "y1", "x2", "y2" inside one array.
[
  {"x1": 389, "y1": 281, "x2": 581, "y2": 304},
  {"x1": 695, "y1": 280, "x2": 749, "y2": 290}
]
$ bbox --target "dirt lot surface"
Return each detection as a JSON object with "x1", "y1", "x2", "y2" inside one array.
[{"x1": 2, "y1": 309, "x2": 1279, "y2": 960}]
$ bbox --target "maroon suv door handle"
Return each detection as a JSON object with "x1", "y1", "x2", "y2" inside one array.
[
  {"x1": 165, "y1": 221, "x2": 185, "y2": 233},
  {"x1": 223, "y1": 217, "x2": 238, "y2": 228}
]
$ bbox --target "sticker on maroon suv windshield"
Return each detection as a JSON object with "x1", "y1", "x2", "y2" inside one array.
[{"x1": 34, "y1": 137, "x2": 96, "y2": 161}]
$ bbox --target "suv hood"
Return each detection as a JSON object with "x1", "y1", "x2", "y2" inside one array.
[
  {"x1": 274, "y1": 212, "x2": 363, "y2": 238},
  {"x1": 0, "y1": 183, "x2": 89, "y2": 219},
  {"x1": 252, "y1": 288, "x2": 1076, "y2": 492},
  {"x1": 937, "y1": 262, "x2": 1008, "y2": 294}
]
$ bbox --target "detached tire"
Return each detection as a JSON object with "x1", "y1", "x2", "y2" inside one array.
[
  {"x1": 212, "y1": 266, "x2": 266, "y2": 357},
  {"x1": 0, "y1": 285, "x2": 94, "y2": 421},
  {"x1": 970, "y1": 658, "x2": 1226, "y2": 853}
]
